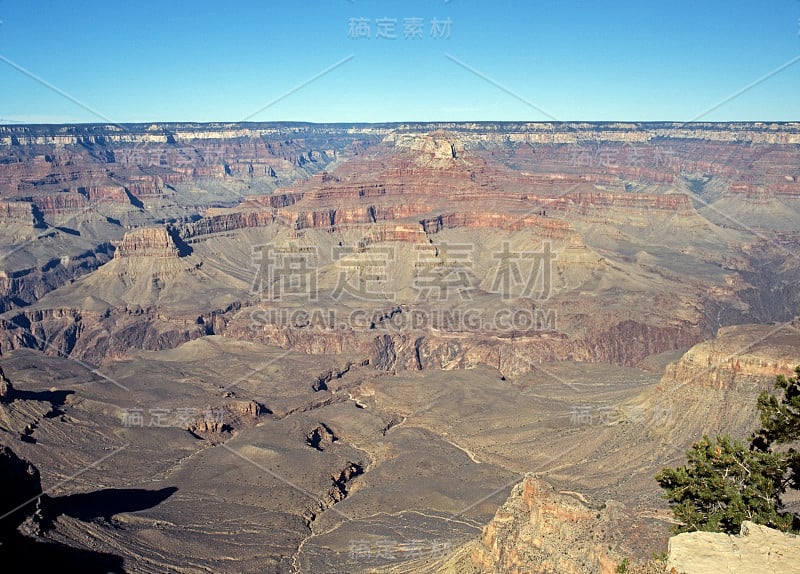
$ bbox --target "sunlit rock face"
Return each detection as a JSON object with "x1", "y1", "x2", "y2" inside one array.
[{"x1": 667, "y1": 521, "x2": 800, "y2": 574}]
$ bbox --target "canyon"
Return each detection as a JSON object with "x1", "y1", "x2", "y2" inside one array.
[{"x1": 1, "y1": 122, "x2": 799, "y2": 572}]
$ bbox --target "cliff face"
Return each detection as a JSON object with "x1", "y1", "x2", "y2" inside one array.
[
  {"x1": 231, "y1": 307, "x2": 702, "y2": 376},
  {"x1": 456, "y1": 477, "x2": 800, "y2": 574},
  {"x1": 3, "y1": 121, "x2": 799, "y2": 146},
  {"x1": 0, "y1": 126, "x2": 367, "y2": 237},
  {"x1": 165, "y1": 130, "x2": 704, "y2": 243},
  {"x1": 468, "y1": 476, "x2": 625, "y2": 574},
  {"x1": 638, "y1": 322, "x2": 800, "y2": 446},
  {"x1": 114, "y1": 227, "x2": 191, "y2": 258},
  {"x1": 660, "y1": 323, "x2": 799, "y2": 390},
  {"x1": 180, "y1": 209, "x2": 277, "y2": 240},
  {"x1": 0, "y1": 200, "x2": 45, "y2": 227},
  {"x1": 0, "y1": 306, "x2": 218, "y2": 364},
  {"x1": 0, "y1": 366, "x2": 11, "y2": 401}
]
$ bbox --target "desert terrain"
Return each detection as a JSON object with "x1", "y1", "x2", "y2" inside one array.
[{"x1": 1, "y1": 121, "x2": 799, "y2": 572}]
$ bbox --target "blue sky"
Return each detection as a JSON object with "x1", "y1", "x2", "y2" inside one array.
[{"x1": 0, "y1": 1, "x2": 798, "y2": 123}]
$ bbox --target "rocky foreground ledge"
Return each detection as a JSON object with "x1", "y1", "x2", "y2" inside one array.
[
  {"x1": 443, "y1": 474, "x2": 800, "y2": 574},
  {"x1": 667, "y1": 521, "x2": 800, "y2": 574}
]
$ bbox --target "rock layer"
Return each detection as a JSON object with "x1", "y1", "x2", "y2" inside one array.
[
  {"x1": 114, "y1": 227, "x2": 191, "y2": 258},
  {"x1": 667, "y1": 521, "x2": 800, "y2": 574},
  {"x1": 469, "y1": 476, "x2": 626, "y2": 574}
]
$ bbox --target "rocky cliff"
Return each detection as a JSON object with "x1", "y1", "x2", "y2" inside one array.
[
  {"x1": 0, "y1": 243, "x2": 115, "y2": 314},
  {"x1": 0, "y1": 365, "x2": 12, "y2": 401},
  {"x1": 435, "y1": 472, "x2": 677, "y2": 574},
  {"x1": 468, "y1": 476, "x2": 626, "y2": 574},
  {"x1": 446, "y1": 475, "x2": 800, "y2": 574},
  {"x1": 114, "y1": 227, "x2": 190, "y2": 258},
  {"x1": 660, "y1": 323, "x2": 799, "y2": 390},
  {"x1": 648, "y1": 322, "x2": 800, "y2": 436},
  {"x1": 3, "y1": 121, "x2": 799, "y2": 146},
  {"x1": 0, "y1": 200, "x2": 45, "y2": 227},
  {"x1": 666, "y1": 521, "x2": 800, "y2": 574}
]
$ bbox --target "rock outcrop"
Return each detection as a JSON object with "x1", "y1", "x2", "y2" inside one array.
[
  {"x1": 0, "y1": 444, "x2": 48, "y2": 541},
  {"x1": 660, "y1": 323, "x2": 800, "y2": 390},
  {"x1": 640, "y1": 322, "x2": 800, "y2": 445},
  {"x1": 0, "y1": 365, "x2": 13, "y2": 402},
  {"x1": 460, "y1": 477, "x2": 800, "y2": 574},
  {"x1": 114, "y1": 227, "x2": 191, "y2": 258},
  {"x1": 0, "y1": 200, "x2": 45, "y2": 228},
  {"x1": 186, "y1": 399, "x2": 265, "y2": 439},
  {"x1": 666, "y1": 521, "x2": 800, "y2": 574},
  {"x1": 469, "y1": 476, "x2": 626, "y2": 574}
]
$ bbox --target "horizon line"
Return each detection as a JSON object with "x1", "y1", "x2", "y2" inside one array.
[{"x1": 2, "y1": 119, "x2": 800, "y2": 129}]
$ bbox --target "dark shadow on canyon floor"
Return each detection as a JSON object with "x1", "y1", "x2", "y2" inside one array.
[
  {"x1": 50, "y1": 486, "x2": 178, "y2": 522},
  {"x1": 0, "y1": 533, "x2": 126, "y2": 573}
]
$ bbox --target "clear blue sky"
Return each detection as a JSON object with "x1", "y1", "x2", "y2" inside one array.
[{"x1": 0, "y1": 0, "x2": 798, "y2": 124}]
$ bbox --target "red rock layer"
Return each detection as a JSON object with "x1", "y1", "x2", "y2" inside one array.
[{"x1": 114, "y1": 227, "x2": 186, "y2": 259}]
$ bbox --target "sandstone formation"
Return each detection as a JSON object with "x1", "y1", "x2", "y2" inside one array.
[
  {"x1": 641, "y1": 322, "x2": 800, "y2": 445},
  {"x1": 186, "y1": 399, "x2": 265, "y2": 438},
  {"x1": 469, "y1": 475, "x2": 626, "y2": 574},
  {"x1": 666, "y1": 521, "x2": 800, "y2": 574},
  {"x1": 3, "y1": 120, "x2": 799, "y2": 374},
  {"x1": 660, "y1": 322, "x2": 800, "y2": 389},
  {"x1": 0, "y1": 200, "x2": 45, "y2": 227},
  {"x1": 3, "y1": 121, "x2": 800, "y2": 147},
  {"x1": 457, "y1": 476, "x2": 800, "y2": 574},
  {"x1": 114, "y1": 226, "x2": 190, "y2": 259}
]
